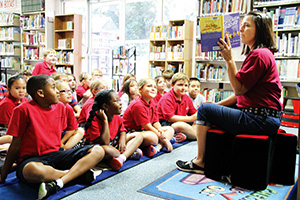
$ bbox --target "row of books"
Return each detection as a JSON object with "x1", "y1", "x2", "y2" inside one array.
[
  {"x1": 195, "y1": 43, "x2": 222, "y2": 59},
  {"x1": 56, "y1": 51, "x2": 74, "y2": 65},
  {"x1": 55, "y1": 66, "x2": 72, "y2": 74},
  {"x1": 196, "y1": 63, "x2": 227, "y2": 81},
  {"x1": 266, "y1": 6, "x2": 300, "y2": 30},
  {"x1": 276, "y1": 59, "x2": 300, "y2": 80},
  {"x1": 113, "y1": 59, "x2": 133, "y2": 75},
  {"x1": 149, "y1": 25, "x2": 185, "y2": 40},
  {"x1": 167, "y1": 63, "x2": 185, "y2": 74},
  {"x1": 23, "y1": 46, "x2": 44, "y2": 60},
  {"x1": 203, "y1": 88, "x2": 234, "y2": 103},
  {"x1": 0, "y1": 12, "x2": 19, "y2": 26},
  {"x1": 22, "y1": 31, "x2": 45, "y2": 46},
  {"x1": 202, "y1": 0, "x2": 249, "y2": 15},
  {"x1": 274, "y1": 33, "x2": 300, "y2": 57},
  {"x1": 113, "y1": 46, "x2": 128, "y2": 58},
  {"x1": 149, "y1": 65, "x2": 164, "y2": 78},
  {"x1": 149, "y1": 45, "x2": 165, "y2": 53},
  {"x1": 1, "y1": 57, "x2": 20, "y2": 69},
  {"x1": 0, "y1": 42, "x2": 21, "y2": 55},
  {"x1": 57, "y1": 38, "x2": 74, "y2": 49},
  {"x1": 0, "y1": 27, "x2": 20, "y2": 40},
  {"x1": 21, "y1": 13, "x2": 45, "y2": 30}
]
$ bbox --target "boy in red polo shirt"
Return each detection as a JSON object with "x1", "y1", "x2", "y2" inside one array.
[
  {"x1": 157, "y1": 72, "x2": 197, "y2": 141},
  {"x1": 0, "y1": 75, "x2": 105, "y2": 200},
  {"x1": 32, "y1": 48, "x2": 57, "y2": 76}
]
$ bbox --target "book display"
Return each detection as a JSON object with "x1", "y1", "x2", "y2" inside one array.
[
  {"x1": 0, "y1": 12, "x2": 21, "y2": 84},
  {"x1": 21, "y1": 0, "x2": 55, "y2": 71},
  {"x1": 54, "y1": 14, "x2": 82, "y2": 79},
  {"x1": 254, "y1": 0, "x2": 300, "y2": 97},
  {"x1": 112, "y1": 46, "x2": 136, "y2": 91},
  {"x1": 148, "y1": 19, "x2": 194, "y2": 78}
]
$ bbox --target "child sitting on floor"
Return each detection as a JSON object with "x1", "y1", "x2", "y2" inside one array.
[
  {"x1": 157, "y1": 72, "x2": 197, "y2": 142},
  {"x1": 78, "y1": 79, "x2": 108, "y2": 127},
  {"x1": 55, "y1": 80, "x2": 84, "y2": 150},
  {"x1": 123, "y1": 78, "x2": 175, "y2": 157},
  {"x1": 118, "y1": 73, "x2": 136, "y2": 98},
  {"x1": 153, "y1": 75, "x2": 167, "y2": 104},
  {"x1": 0, "y1": 75, "x2": 27, "y2": 151},
  {"x1": 77, "y1": 72, "x2": 92, "y2": 105},
  {"x1": 187, "y1": 77, "x2": 205, "y2": 109},
  {"x1": 84, "y1": 90, "x2": 143, "y2": 171},
  {"x1": 0, "y1": 75, "x2": 104, "y2": 200},
  {"x1": 120, "y1": 78, "x2": 138, "y2": 116}
]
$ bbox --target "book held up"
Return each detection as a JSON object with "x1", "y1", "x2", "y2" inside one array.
[{"x1": 200, "y1": 12, "x2": 240, "y2": 52}]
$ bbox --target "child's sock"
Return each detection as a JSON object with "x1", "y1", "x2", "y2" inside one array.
[
  {"x1": 56, "y1": 178, "x2": 64, "y2": 189},
  {"x1": 119, "y1": 154, "x2": 126, "y2": 162}
]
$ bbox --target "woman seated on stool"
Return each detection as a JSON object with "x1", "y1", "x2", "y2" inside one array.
[{"x1": 176, "y1": 11, "x2": 282, "y2": 174}]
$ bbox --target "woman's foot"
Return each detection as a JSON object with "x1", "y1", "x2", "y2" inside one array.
[{"x1": 176, "y1": 159, "x2": 204, "y2": 174}]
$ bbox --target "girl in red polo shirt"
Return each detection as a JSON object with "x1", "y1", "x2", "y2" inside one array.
[
  {"x1": 0, "y1": 75, "x2": 27, "y2": 150},
  {"x1": 84, "y1": 90, "x2": 143, "y2": 171},
  {"x1": 153, "y1": 75, "x2": 167, "y2": 104},
  {"x1": 123, "y1": 78, "x2": 175, "y2": 157}
]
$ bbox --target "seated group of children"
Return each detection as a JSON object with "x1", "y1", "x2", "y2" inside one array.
[{"x1": 0, "y1": 69, "x2": 205, "y2": 199}]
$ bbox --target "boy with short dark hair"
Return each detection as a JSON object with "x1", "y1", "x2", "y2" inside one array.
[
  {"x1": 157, "y1": 72, "x2": 197, "y2": 142},
  {"x1": 0, "y1": 75, "x2": 105, "y2": 200},
  {"x1": 187, "y1": 77, "x2": 205, "y2": 109}
]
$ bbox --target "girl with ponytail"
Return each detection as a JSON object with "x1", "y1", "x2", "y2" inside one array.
[{"x1": 84, "y1": 90, "x2": 143, "y2": 171}]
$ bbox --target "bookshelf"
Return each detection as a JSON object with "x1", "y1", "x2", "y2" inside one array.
[
  {"x1": 195, "y1": 0, "x2": 251, "y2": 102},
  {"x1": 21, "y1": 1, "x2": 55, "y2": 71},
  {"x1": 0, "y1": 12, "x2": 21, "y2": 84},
  {"x1": 112, "y1": 46, "x2": 136, "y2": 91},
  {"x1": 253, "y1": 0, "x2": 300, "y2": 98},
  {"x1": 54, "y1": 14, "x2": 82, "y2": 80},
  {"x1": 149, "y1": 19, "x2": 194, "y2": 78}
]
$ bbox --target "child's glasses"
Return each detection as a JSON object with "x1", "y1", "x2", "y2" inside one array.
[{"x1": 59, "y1": 90, "x2": 72, "y2": 94}]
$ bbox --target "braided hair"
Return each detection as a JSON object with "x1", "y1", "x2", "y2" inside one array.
[{"x1": 84, "y1": 89, "x2": 115, "y2": 131}]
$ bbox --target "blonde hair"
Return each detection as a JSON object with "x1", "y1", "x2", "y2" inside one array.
[
  {"x1": 90, "y1": 79, "x2": 107, "y2": 91},
  {"x1": 55, "y1": 80, "x2": 69, "y2": 91},
  {"x1": 51, "y1": 72, "x2": 67, "y2": 81},
  {"x1": 171, "y1": 72, "x2": 189, "y2": 85},
  {"x1": 91, "y1": 69, "x2": 103, "y2": 76},
  {"x1": 138, "y1": 78, "x2": 154, "y2": 90},
  {"x1": 79, "y1": 72, "x2": 90, "y2": 82},
  {"x1": 43, "y1": 48, "x2": 56, "y2": 58}
]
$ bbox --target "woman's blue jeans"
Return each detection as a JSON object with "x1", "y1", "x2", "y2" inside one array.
[{"x1": 196, "y1": 103, "x2": 281, "y2": 136}]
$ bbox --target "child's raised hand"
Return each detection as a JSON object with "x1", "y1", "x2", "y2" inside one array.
[{"x1": 97, "y1": 109, "x2": 108, "y2": 122}]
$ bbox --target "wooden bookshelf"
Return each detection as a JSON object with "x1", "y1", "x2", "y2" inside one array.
[
  {"x1": 21, "y1": 0, "x2": 55, "y2": 71},
  {"x1": 148, "y1": 19, "x2": 194, "y2": 78},
  {"x1": 54, "y1": 14, "x2": 82, "y2": 79}
]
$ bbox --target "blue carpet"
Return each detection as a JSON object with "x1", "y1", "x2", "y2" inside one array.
[
  {"x1": 0, "y1": 141, "x2": 189, "y2": 200},
  {"x1": 139, "y1": 157, "x2": 299, "y2": 200}
]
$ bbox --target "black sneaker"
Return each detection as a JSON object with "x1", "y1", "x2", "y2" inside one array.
[
  {"x1": 76, "y1": 169, "x2": 96, "y2": 184},
  {"x1": 38, "y1": 181, "x2": 60, "y2": 200},
  {"x1": 176, "y1": 160, "x2": 204, "y2": 174}
]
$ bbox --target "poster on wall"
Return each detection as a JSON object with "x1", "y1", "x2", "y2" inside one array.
[{"x1": 0, "y1": 0, "x2": 16, "y2": 9}]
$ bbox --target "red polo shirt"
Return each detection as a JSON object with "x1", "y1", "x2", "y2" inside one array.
[
  {"x1": 123, "y1": 96, "x2": 159, "y2": 131},
  {"x1": 84, "y1": 115, "x2": 126, "y2": 142},
  {"x1": 0, "y1": 93, "x2": 28, "y2": 125},
  {"x1": 157, "y1": 89, "x2": 197, "y2": 121},
  {"x1": 32, "y1": 61, "x2": 56, "y2": 76},
  {"x1": 76, "y1": 85, "x2": 89, "y2": 102},
  {"x1": 78, "y1": 97, "x2": 94, "y2": 124}
]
